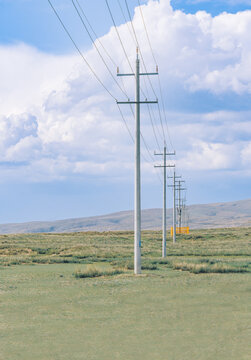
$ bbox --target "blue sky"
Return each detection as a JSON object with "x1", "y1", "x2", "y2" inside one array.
[
  {"x1": 2, "y1": 1, "x2": 251, "y2": 53},
  {"x1": 0, "y1": 0, "x2": 251, "y2": 223}
]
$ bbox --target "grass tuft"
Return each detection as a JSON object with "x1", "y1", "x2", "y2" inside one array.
[
  {"x1": 74, "y1": 265, "x2": 124, "y2": 279},
  {"x1": 172, "y1": 261, "x2": 249, "y2": 274}
]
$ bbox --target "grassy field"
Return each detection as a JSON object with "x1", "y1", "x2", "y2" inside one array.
[{"x1": 0, "y1": 228, "x2": 250, "y2": 359}]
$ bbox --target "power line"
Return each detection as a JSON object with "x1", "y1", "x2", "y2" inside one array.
[
  {"x1": 146, "y1": 103, "x2": 161, "y2": 152},
  {"x1": 48, "y1": 1, "x2": 137, "y2": 161},
  {"x1": 107, "y1": 0, "x2": 163, "y2": 155},
  {"x1": 137, "y1": 0, "x2": 175, "y2": 152},
  {"x1": 124, "y1": 0, "x2": 168, "y2": 151},
  {"x1": 48, "y1": 0, "x2": 162, "y2": 183},
  {"x1": 105, "y1": 0, "x2": 162, "y2": 163},
  {"x1": 72, "y1": 0, "x2": 129, "y2": 99},
  {"x1": 157, "y1": 75, "x2": 175, "y2": 151},
  {"x1": 137, "y1": 0, "x2": 157, "y2": 65},
  {"x1": 47, "y1": 0, "x2": 116, "y2": 101},
  {"x1": 117, "y1": 104, "x2": 162, "y2": 184},
  {"x1": 116, "y1": 103, "x2": 134, "y2": 143},
  {"x1": 73, "y1": 0, "x2": 139, "y2": 116},
  {"x1": 75, "y1": 0, "x2": 117, "y2": 68},
  {"x1": 124, "y1": 0, "x2": 158, "y2": 100},
  {"x1": 105, "y1": 0, "x2": 134, "y2": 74},
  {"x1": 117, "y1": 0, "x2": 137, "y2": 46}
]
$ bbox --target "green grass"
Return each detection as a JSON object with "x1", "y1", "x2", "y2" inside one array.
[
  {"x1": 171, "y1": 260, "x2": 251, "y2": 273},
  {"x1": 74, "y1": 264, "x2": 124, "y2": 278},
  {"x1": 0, "y1": 227, "x2": 250, "y2": 359}
]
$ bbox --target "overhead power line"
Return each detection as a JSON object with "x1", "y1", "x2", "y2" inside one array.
[
  {"x1": 105, "y1": 0, "x2": 134, "y2": 74},
  {"x1": 72, "y1": 0, "x2": 129, "y2": 99},
  {"x1": 123, "y1": 0, "x2": 168, "y2": 148},
  {"x1": 137, "y1": 0, "x2": 157, "y2": 65},
  {"x1": 124, "y1": 0, "x2": 158, "y2": 99},
  {"x1": 105, "y1": 0, "x2": 163, "y2": 164},
  {"x1": 49, "y1": 0, "x2": 164, "y2": 185},
  {"x1": 117, "y1": 0, "x2": 137, "y2": 46},
  {"x1": 106, "y1": 0, "x2": 163, "y2": 155},
  {"x1": 74, "y1": 0, "x2": 159, "y2": 167},
  {"x1": 75, "y1": 0, "x2": 117, "y2": 68},
  {"x1": 137, "y1": 0, "x2": 175, "y2": 152},
  {"x1": 47, "y1": 0, "x2": 117, "y2": 101},
  {"x1": 48, "y1": 0, "x2": 160, "y2": 178}
]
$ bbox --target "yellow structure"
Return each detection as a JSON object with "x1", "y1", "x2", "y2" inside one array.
[{"x1": 171, "y1": 227, "x2": 189, "y2": 235}]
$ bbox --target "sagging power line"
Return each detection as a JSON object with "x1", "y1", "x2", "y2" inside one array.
[{"x1": 47, "y1": 0, "x2": 188, "y2": 274}]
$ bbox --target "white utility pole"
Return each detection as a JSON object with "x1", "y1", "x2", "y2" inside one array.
[
  {"x1": 154, "y1": 146, "x2": 175, "y2": 257},
  {"x1": 177, "y1": 180, "x2": 186, "y2": 230},
  {"x1": 178, "y1": 181, "x2": 181, "y2": 228},
  {"x1": 117, "y1": 48, "x2": 158, "y2": 274},
  {"x1": 168, "y1": 171, "x2": 181, "y2": 244},
  {"x1": 178, "y1": 180, "x2": 186, "y2": 228},
  {"x1": 173, "y1": 171, "x2": 176, "y2": 243}
]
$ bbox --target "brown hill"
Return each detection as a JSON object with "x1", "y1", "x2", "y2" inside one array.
[{"x1": 0, "y1": 199, "x2": 250, "y2": 234}]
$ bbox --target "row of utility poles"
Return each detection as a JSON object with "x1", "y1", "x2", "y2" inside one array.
[{"x1": 117, "y1": 49, "x2": 188, "y2": 275}]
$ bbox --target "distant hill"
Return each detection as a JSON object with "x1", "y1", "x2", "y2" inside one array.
[{"x1": 0, "y1": 199, "x2": 251, "y2": 234}]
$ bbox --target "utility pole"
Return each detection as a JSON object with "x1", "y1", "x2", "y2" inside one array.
[
  {"x1": 117, "y1": 48, "x2": 158, "y2": 274},
  {"x1": 173, "y1": 171, "x2": 177, "y2": 243},
  {"x1": 168, "y1": 171, "x2": 181, "y2": 243},
  {"x1": 177, "y1": 180, "x2": 185, "y2": 229},
  {"x1": 154, "y1": 146, "x2": 175, "y2": 257}
]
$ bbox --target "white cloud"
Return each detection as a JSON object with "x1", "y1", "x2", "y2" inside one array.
[
  {"x1": 178, "y1": 140, "x2": 239, "y2": 170},
  {"x1": 0, "y1": 43, "x2": 78, "y2": 115},
  {"x1": 241, "y1": 142, "x2": 251, "y2": 165},
  {"x1": 0, "y1": 0, "x2": 251, "y2": 182}
]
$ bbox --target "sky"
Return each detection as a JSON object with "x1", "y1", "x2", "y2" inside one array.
[{"x1": 1, "y1": 0, "x2": 251, "y2": 223}]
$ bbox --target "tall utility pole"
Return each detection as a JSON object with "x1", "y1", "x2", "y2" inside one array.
[
  {"x1": 154, "y1": 146, "x2": 175, "y2": 257},
  {"x1": 117, "y1": 48, "x2": 158, "y2": 274},
  {"x1": 168, "y1": 171, "x2": 181, "y2": 243}
]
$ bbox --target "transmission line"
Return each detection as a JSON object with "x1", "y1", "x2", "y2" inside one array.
[
  {"x1": 117, "y1": 0, "x2": 137, "y2": 46},
  {"x1": 137, "y1": 0, "x2": 175, "y2": 152},
  {"x1": 48, "y1": 0, "x2": 117, "y2": 101},
  {"x1": 117, "y1": 103, "x2": 163, "y2": 184},
  {"x1": 124, "y1": 0, "x2": 167, "y2": 147},
  {"x1": 72, "y1": 0, "x2": 129, "y2": 99},
  {"x1": 75, "y1": 0, "x2": 117, "y2": 68},
  {"x1": 73, "y1": 0, "x2": 139, "y2": 129},
  {"x1": 106, "y1": 0, "x2": 163, "y2": 155},
  {"x1": 124, "y1": 0, "x2": 158, "y2": 99},
  {"x1": 48, "y1": 0, "x2": 162, "y2": 182}
]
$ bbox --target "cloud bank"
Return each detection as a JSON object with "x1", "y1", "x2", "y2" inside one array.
[{"x1": 0, "y1": 0, "x2": 251, "y2": 183}]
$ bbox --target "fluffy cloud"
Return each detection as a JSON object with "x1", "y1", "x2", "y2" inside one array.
[
  {"x1": 0, "y1": 43, "x2": 78, "y2": 115},
  {"x1": 0, "y1": 0, "x2": 251, "y2": 182}
]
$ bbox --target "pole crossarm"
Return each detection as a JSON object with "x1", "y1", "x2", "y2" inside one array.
[
  {"x1": 154, "y1": 164, "x2": 175, "y2": 168},
  {"x1": 117, "y1": 100, "x2": 158, "y2": 104},
  {"x1": 154, "y1": 151, "x2": 176, "y2": 156},
  {"x1": 117, "y1": 72, "x2": 158, "y2": 77},
  {"x1": 168, "y1": 186, "x2": 186, "y2": 190}
]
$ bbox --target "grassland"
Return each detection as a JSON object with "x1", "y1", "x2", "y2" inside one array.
[{"x1": 0, "y1": 227, "x2": 250, "y2": 359}]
